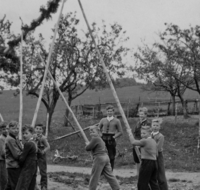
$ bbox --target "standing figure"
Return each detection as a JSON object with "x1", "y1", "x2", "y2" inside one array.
[
  {"x1": 151, "y1": 118, "x2": 168, "y2": 190},
  {"x1": 16, "y1": 125, "x2": 37, "y2": 190},
  {"x1": 5, "y1": 121, "x2": 23, "y2": 190},
  {"x1": 99, "y1": 105, "x2": 123, "y2": 170},
  {"x1": 132, "y1": 107, "x2": 151, "y2": 176},
  {"x1": 85, "y1": 125, "x2": 121, "y2": 190},
  {"x1": 34, "y1": 124, "x2": 50, "y2": 190},
  {"x1": 0, "y1": 121, "x2": 8, "y2": 190},
  {"x1": 131, "y1": 125, "x2": 159, "y2": 190}
]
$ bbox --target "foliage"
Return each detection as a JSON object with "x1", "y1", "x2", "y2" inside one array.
[{"x1": 10, "y1": 12, "x2": 130, "y2": 129}]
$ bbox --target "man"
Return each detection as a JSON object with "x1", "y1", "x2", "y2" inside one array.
[
  {"x1": 0, "y1": 121, "x2": 8, "y2": 190},
  {"x1": 5, "y1": 121, "x2": 23, "y2": 190},
  {"x1": 99, "y1": 105, "x2": 123, "y2": 170},
  {"x1": 132, "y1": 107, "x2": 151, "y2": 176}
]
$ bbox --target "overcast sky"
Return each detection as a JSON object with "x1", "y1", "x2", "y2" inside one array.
[
  {"x1": 1, "y1": 0, "x2": 200, "y2": 47},
  {"x1": 0, "y1": 0, "x2": 200, "y2": 83}
]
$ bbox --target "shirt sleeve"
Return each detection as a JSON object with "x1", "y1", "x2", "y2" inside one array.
[
  {"x1": 99, "y1": 119, "x2": 103, "y2": 132},
  {"x1": 116, "y1": 119, "x2": 123, "y2": 133},
  {"x1": 7, "y1": 138, "x2": 21, "y2": 159},
  {"x1": 19, "y1": 142, "x2": 32, "y2": 165},
  {"x1": 42, "y1": 137, "x2": 50, "y2": 153},
  {"x1": 85, "y1": 138, "x2": 98, "y2": 151},
  {"x1": 0, "y1": 138, "x2": 5, "y2": 159},
  {"x1": 157, "y1": 135, "x2": 164, "y2": 152},
  {"x1": 131, "y1": 139, "x2": 146, "y2": 147}
]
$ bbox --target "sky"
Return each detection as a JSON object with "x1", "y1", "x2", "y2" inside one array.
[{"x1": 0, "y1": 0, "x2": 200, "y2": 83}]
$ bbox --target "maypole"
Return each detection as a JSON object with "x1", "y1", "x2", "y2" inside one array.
[
  {"x1": 19, "y1": 30, "x2": 23, "y2": 141},
  {"x1": 31, "y1": 0, "x2": 67, "y2": 128},
  {"x1": 38, "y1": 54, "x2": 89, "y2": 143},
  {"x1": 77, "y1": 0, "x2": 140, "y2": 158}
]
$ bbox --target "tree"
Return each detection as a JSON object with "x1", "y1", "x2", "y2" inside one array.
[
  {"x1": 134, "y1": 43, "x2": 187, "y2": 116},
  {"x1": 156, "y1": 24, "x2": 200, "y2": 95},
  {"x1": 13, "y1": 12, "x2": 130, "y2": 130}
]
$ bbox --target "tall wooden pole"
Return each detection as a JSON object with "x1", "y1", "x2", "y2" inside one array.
[
  {"x1": 0, "y1": 113, "x2": 4, "y2": 122},
  {"x1": 19, "y1": 30, "x2": 23, "y2": 141},
  {"x1": 39, "y1": 54, "x2": 89, "y2": 143},
  {"x1": 77, "y1": 0, "x2": 138, "y2": 155},
  {"x1": 31, "y1": 0, "x2": 67, "y2": 127}
]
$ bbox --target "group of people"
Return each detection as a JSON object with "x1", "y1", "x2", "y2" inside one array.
[
  {"x1": 0, "y1": 121, "x2": 50, "y2": 190},
  {"x1": 86, "y1": 105, "x2": 168, "y2": 190},
  {"x1": 0, "y1": 105, "x2": 168, "y2": 190}
]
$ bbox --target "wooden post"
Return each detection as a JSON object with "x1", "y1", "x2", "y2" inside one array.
[
  {"x1": 39, "y1": 54, "x2": 89, "y2": 143},
  {"x1": 0, "y1": 113, "x2": 4, "y2": 122},
  {"x1": 175, "y1": 102, "x2": 178, "y2": 124},
  {"x1": 19, "y1": 31, "x2": 23, "y2": 141},
  {"x1": 45, "y1": 112, "x2": 49, "y2": 138},
  {"x1": 78, "y1": 0, "x2": 139, "y2": 158},
  {"x1": 31, "y1": 0, "x2": 67, "y2": 127},
  {"x1": 197, "y1": 100, "x2": 200, "y2": 151}
]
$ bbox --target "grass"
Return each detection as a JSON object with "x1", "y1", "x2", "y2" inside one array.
[{"x1": 1, "y1": 87, "x2": 200, "y2": 172}]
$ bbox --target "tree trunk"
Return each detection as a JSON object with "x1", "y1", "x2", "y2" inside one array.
[
  {"x1": 64, "y1": 99, "x2": 72, "y2": 127},
  {"x1": 171, "y1": 95, "x2": 176, "y2": 116},
  {"x1": 46, "y1": 108, "x2": 54, "y2": 134}
]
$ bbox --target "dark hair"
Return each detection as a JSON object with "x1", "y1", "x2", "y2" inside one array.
[
  {"x1": 0, "y1": 121, "x2": 7, "y2": 129},
  {"x1": 106, "y1": 105, "x2": 114, "y2": 111},
  {"x1": 8, "y1": 121, "x2": 18, "y2": 128},
  {"x1": 22, "y1": 125, "x2": 35, "y2": 134},
  {"x1": 35, "y1": 124, "x2": 45, "y2": 130}
]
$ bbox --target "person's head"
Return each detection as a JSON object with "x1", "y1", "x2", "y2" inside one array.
[
  {"x1": 22, "y1": 125, "x2": 35, "y2": 141},
  {"x1": 141, "y1": 125, "x2": 151, "y2": 139},
  {"x1": 138, "y1": 107, "x2": 148, "y2": 120},
  {"x1": 89, "y1": 125, "x2": 100, "y2": 138},
  {"x1": 106, "y1": 105, "x2": 115, "y2": 117},
  {"x1": 35, "y1": 124, "x2": 44, "y2": 135},
  {"x1": 8, "y1": 121, "x2": 19, "y2": 137},
  {"x1": 151, "y1": 118, "x2": 162, "y2": 132},
  {"x1": 0, "y1": 121, "x2": 8, "y2": 137}
]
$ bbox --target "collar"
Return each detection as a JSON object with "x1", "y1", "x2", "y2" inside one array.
[
  {"x1": 151, "y1": 131, "x2": 159, "y2": 136},
  {"x1": 107, "y1": 116, "x2": 114, "y2": 122},
  {"x1": 9, "y1": 133, "x2": 16, "y2": 139},
  {"x1": 28, "y1": 137, "x2": 34, "y2": 142}
]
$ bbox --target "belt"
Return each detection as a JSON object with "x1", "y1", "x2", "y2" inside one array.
[{"x1": 102, "y1": 134, "x2": 115, "y2": 141}]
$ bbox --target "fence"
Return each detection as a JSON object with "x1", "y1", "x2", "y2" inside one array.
[{"x1": 71, "y1": 98, "x2": 200, "y2": 119}]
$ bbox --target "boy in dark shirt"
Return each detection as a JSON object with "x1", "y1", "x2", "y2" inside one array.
[
  {"x1": 16, "y1": 125, "x2": 37, "y2": 190},
  {"x1": 34, "y1": 124, "x2": 50, "y2": 190},
  {"x1": 0, "y1": 121, "x2": 8, "y2": 190},
  {"x1": 130, "y1": 125, "x2": 159, "y2": 190},
  {"x1": 85, "y1": 125, "x2": 120, "y2": 190},
  {"x1": 151, "y1": 118, "x2": 168, "y2": 190},
  {"x1": 5, "y1": 121, "x2": 23, "y2": 190}
]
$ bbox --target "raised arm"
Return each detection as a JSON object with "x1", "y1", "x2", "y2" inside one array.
[
  {"x1": 85, "y1": 138, "x2": 98, "y2": 151},
  {"x1": 131, "y1": 138, "x2": 146, "y2": 147}
]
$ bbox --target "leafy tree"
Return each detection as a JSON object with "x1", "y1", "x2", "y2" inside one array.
[
  {"x1": 134, "y1": 43, "x2": 187, "y2": 116},
  {"x1": 12, "y1": 13, "x2": 130, "y2": 130}
]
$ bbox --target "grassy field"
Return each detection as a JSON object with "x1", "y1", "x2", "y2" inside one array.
[{"x1": 1, "y1": 86, "x2": 200, "y2": 172}]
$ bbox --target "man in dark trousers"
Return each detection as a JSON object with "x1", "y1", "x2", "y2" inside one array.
[{"x1": 99, "y1": 105, "x2": 123, "y2": 170}]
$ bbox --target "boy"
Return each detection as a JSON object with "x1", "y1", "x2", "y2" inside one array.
[
  {"x1": 132, "y1": 107, "x2": 151, "y2": 176},
  {"x1": 0, "y1": 121, "x2": 8, "y2": 190},
  {"x1": 85, "y1": 125, "x2": 120, "y2": 190},
  {"x1": 151, "y1": 118, "x2": 168, "y2": 190},
  {"x1": 99, "y1": 105, "x2": 123, "y2": 170},
  {"x1": 5, "y1": 121, "x2": 23, "y2": 190},
  {"x1": 130, "y1": 125, "x2": 159, "y2": 190},
  {"x1": 34, "y1": 124, "x2": 50, "y2": 190},
  {"x1": 16, "y1": 125, "x2": 37, "y2": 190}
]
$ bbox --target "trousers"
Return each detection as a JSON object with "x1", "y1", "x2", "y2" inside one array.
[
  {"x1": 89, "y1": 154, "x2": 120, "y2": 190},
  {"x1": 0, "y1": 160, "x2": 7, "y2": 190},
  {"x1": 38, "y1": 154, "x2": 47, "y2": 189}
]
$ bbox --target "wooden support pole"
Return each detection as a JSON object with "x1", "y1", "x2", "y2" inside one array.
[
  {"x1": 19, "y1": 31, "x2": 23, "y2": 141},
  {"x1": 197, "y1": 100, "x2": 200, "y2": 151},
  {"x1": 31, "y1": 0, "x2": 67, "y2": 127},
  {"x1": 78, "y1": 0, "x2": 139, "y2": 158},
  {"x1": 52, "y1": 123, "x2": 99, "y2": 141},
  {"x1": 39, "y1": 54, "x2": 89, "y2": 143},
  {"x1": 45, "y1": 112, "x2": 49, "y2": 138}
]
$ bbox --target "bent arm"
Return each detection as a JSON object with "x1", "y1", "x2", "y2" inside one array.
[{"x1": 114, "y1": 119, "x2": 123, "y2": 139}]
